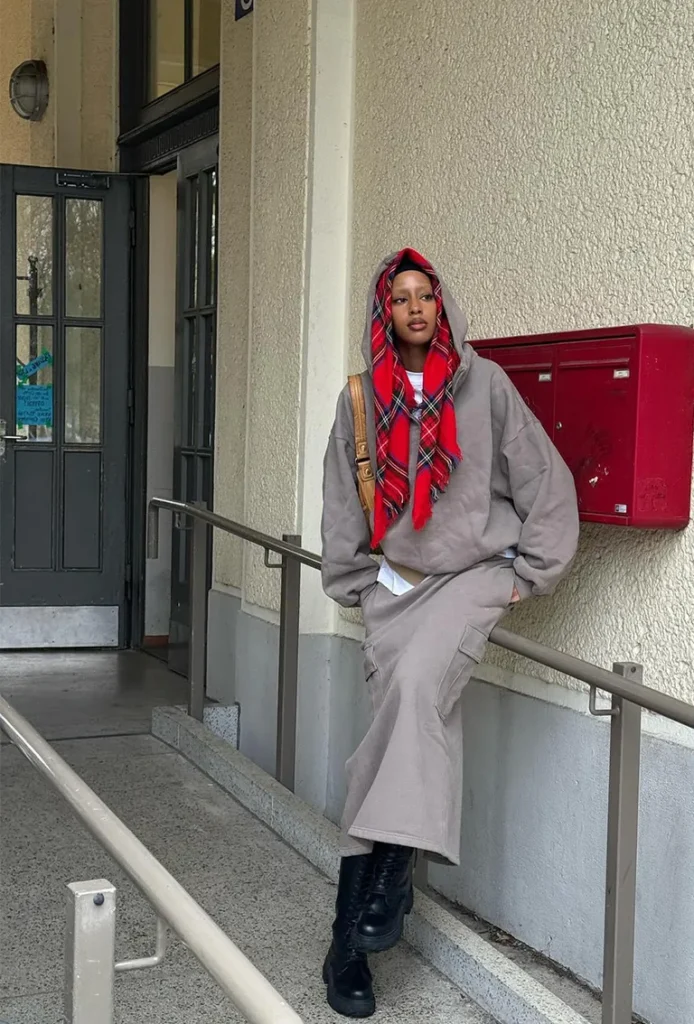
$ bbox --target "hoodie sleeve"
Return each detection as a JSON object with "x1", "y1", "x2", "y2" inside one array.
[
  {"x1": 494, "y1": 371, "x2": 579, "y2": 599},
  {"x1": 321, "y1": 387, "x2": 380, "y2": 607}
]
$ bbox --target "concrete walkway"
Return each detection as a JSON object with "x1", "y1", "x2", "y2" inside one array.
[{"x1": 0, "y1": 655, "x2": 496, "y2": 1023}]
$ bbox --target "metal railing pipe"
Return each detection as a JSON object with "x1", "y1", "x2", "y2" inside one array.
[
  {"x1": 148, "y1": 498, "x2": 694, "y2": 730},
  {"x1": 490, "y1": 625, "x2": 694, "y2": 729},
  {"x1": 188, "y1": 503, "x2": 209, "y2": 721},
  {"x1": 0, "y1": 695, "x2": 303, "y2": 1024},
  {"x1": 276, "y1": 534, "x2": 302, "y2": 791},
  {"x1": 600, "y1": 665, "x2": 642, "y2": 1024},
  {"x1": 148, "y1": 498, "x2": 322, "y2": 570}
]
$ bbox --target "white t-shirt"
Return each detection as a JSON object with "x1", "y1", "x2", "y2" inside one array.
[{"x1": 376, "y1": 371, "x2": 515, "y2": 596}]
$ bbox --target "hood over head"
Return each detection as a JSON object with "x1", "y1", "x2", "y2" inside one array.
[{"x1": 361, "y1": 249, "x2": 471, "y2": 379}]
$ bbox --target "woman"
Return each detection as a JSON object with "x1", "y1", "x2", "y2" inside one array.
[{"x1": 321, "y1": 248, "x2": 579, "y2": 1017}]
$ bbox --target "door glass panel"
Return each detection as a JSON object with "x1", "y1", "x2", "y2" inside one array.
[
  {"x1": 150, "y1": 0, "x2": 185, "y2": 99},
  {"x1": 15, "y1": 325, "x2": 54, "y2": 442},
  {"x1": 193, "y1": 0, "x2": 221, "y2": 77},
  {"x1": 16, "y1": 195, "x2": 53, "y2": 316},
  {"x1": 65, "y1": 327, "x2": 102, "y2": 444},
  {"x1": 66, "y1": 199, "x2": 103, "y2": 319}
]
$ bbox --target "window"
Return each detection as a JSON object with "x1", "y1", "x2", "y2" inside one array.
[{"x1": 150, "y1": 0, "x2": 221, "y2": 101}]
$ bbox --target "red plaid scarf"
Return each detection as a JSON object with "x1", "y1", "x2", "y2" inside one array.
[{"x1": 371, "y1": 249, "x2": 462, "y2": 550}]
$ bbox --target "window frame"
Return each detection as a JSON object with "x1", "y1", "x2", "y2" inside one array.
[{"x1": 119, "y1": 0, "x2": 220, "y2": 144}]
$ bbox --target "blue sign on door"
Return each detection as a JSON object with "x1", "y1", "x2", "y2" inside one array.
[
  {"x1": 16, "y1": 384, "x2": 53, "y2": 427},
  {"x1": 236, "y1": 0, "x2": 253, "y2": 19}
]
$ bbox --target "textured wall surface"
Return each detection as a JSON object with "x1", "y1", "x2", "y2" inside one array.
[
  {"x1": 0, "y1": 0, "x2": 54, "y2": 165},
  {"x1": 350, "y1": 0, "x2": 694, "y2": 700},
  {"x1": 241, "y1": 0, "x2": 312, "y2": 610},
  {"x1": 0, "y1": 0, "x2": 116, "y2": 169},
  {"x1": 80, "y1": 0, "x2": 117, "y2": 169},
  {"x1": 215, "y1": 9, "x2": 254, "y2": 590}
]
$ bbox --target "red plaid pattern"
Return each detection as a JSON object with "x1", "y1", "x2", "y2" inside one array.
[{"x1": 371, "y1": 248, "x2": 462, "y2": 549}]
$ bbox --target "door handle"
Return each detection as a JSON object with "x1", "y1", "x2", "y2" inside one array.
[{"x1": 3, "y1": 435, "x2": 27, "y2": 441}]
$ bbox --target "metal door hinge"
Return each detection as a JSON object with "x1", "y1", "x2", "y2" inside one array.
[{"x1": 125, "y1": 563, "x2": 132, "y2": 600}]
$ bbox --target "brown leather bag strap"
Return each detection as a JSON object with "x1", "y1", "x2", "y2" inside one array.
[{"x1": 348, "y1": 374, "x2": 375, "y2": 520}]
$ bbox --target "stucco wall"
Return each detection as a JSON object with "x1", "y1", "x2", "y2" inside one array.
[
  {"x1": 213, "y1": 0, "x2": 313, "y2": 611},
  {"x1": 80, "y1": 0, "x2": 118, "y2": 169},
  {"x1": 350, "y1": 0, "x2": 694, "y2": 701},
  {"x1": 242, "y1": 0, "x2": 312, "y2": 611},
  {"x1": 214, "y1": 7, "x2": 254, "y2": 591},
  {"x1": 0, "y1": 0, "x2": 116, "y2": 170},
  {"x1": 0, "y1": 0, "x2": 54, "y2": 165}
]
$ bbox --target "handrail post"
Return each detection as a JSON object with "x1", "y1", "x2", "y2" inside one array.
[
  {"x1": 64, "y1": 880, "x2": 116, "y2": 1024},
  {"x1": 188, "y1": 502, "x2": 209, "y2": 721},
  {"x1": 276, "y1": 534, "x2": 301, "y2": 791},
  {"x1": 601, "y1": 662, "x2": 642, "y2": 1024}
]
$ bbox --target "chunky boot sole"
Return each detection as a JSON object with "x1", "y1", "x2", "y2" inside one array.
[
  {"x1": 353, "y1": 886, "x2": 414, "y2": 954},
  {"x1": 322, "y1": 957, "x2": 376, "y2": 1018}
]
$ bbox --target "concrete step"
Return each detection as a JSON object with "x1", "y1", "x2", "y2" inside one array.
[{"x1": 0, "y1": 731, "x2": 498, "y2": 1023}]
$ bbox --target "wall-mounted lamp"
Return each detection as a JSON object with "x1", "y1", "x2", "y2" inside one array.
[{"x1": 9, "y1": 60, "x2": 49, "y2": 121}]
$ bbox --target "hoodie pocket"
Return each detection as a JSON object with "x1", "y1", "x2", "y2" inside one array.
[{"x1": 435, "y1": 623, "x2": 488, "y2": 720}]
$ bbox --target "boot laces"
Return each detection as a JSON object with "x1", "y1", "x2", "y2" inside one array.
[{"x1": 372, "y1": 846, "x2": 412, "y2": 895}]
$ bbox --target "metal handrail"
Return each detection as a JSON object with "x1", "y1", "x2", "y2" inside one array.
[
  {"x1": 148, "y1": 496, "x2": 694, "y2": 1024},
  {"x1": 491, "y1": 624, "x2": 694, "y2": 728},
  {"x1": 148, "y1": 496, "x2": 694, "y2": 728},
  {"x1": 0, "y1": 694, "x2": 303, "y2": 1024},
  {"x1": 148, "y1": 498, "x2": 322, "y2": 570}
]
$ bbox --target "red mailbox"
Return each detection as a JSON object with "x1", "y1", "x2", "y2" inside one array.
[{"x1": 474, "y1": 324, "x2": 694, "y2": 529}]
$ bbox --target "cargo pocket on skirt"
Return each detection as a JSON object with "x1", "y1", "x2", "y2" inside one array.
[
  {"x1": 363, "y1": 644, "x2": 384, "y2": 712},
  {"x1": 435, "y1": 623, "x2": 488, "y2": 720}
]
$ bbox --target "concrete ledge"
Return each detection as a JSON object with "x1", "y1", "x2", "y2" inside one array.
[
  {"x1": 152, "y1": 707, "x2": 589, "y2": 1024},
  {"x1": 174, "y1": 703, "x2": 241, "y2": 748}
]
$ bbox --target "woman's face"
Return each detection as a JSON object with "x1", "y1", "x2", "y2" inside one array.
[{"x1": 391, "y1": 270, "x2": 437, "y2": 349}]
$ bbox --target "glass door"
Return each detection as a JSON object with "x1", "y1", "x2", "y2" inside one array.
[
  {"x1": 0, "y1": 166, "x2": 132, "y2": 647},
  {"x1": 168, "y1": 137, "x2": 218, "y2": 673}
]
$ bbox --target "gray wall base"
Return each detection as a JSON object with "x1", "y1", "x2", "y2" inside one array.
[{"x1": 152, "y1": 707, "x2": 588, "y2": 1024}]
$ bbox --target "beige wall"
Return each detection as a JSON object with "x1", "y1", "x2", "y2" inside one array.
[
  {"x1": 80, "y1": 0, "x2": 118, "y2": 168},
  {"x1": 0, "y1": 0, "x2": 54, "y2": 164},
  {"x1": 215, "y1": 0, "x2": 313, "y2": 610},
  {"x1": 350, "y1": 0, "x2": 694, "y2": 700},
  {"x1": 242, "y1": 0, "x2": 312, "y2": 611},
  {"x1": 0, "y1": 0, "x2": 116, "y2": 169},
  {"x1": 214, "y1": 8, "x2": 253, "y2": 592},
  {"x1": 215, "y1": 0, "x2": 694, "y2": 699}
]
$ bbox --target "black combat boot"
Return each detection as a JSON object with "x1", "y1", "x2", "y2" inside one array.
[
  {"x1": 322, "y1": 854, "x2": 376, "y2": 1018},
  {"x1": 353, "y1": 843, "x2": 414, "y2": 953}
]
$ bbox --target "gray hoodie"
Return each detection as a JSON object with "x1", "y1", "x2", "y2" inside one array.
[{"x1": 321, "y1": 253, "x2": 579, "y2": 607}]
